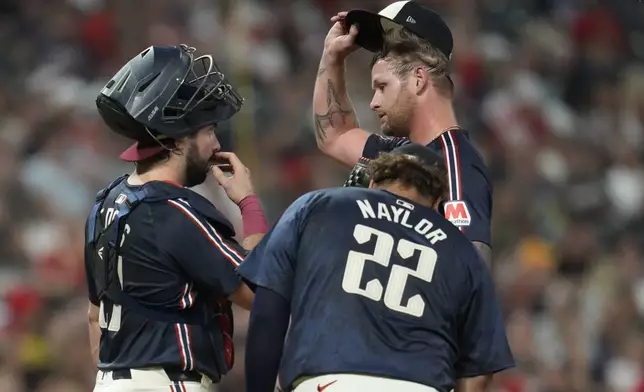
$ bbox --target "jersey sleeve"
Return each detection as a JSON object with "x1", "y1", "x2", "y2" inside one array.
[
  {"x1": 439, "y1": 132, "x2": 492, "y2": 245},
  {"x1": 237, "y1": 193, "x2": 313, "y2": 301},
  {"x1": 159, "y1": 200, "x2": 246, "y2": 297},
  {"x1": 455, "y1": 253, "x2": 514, "y2": 377},
  {"x1": 362, "y1": 134, "x2": 410, "y2": 159},
  {"x1": 235, "y1": 224, "x2": 270, "y2": 292}
]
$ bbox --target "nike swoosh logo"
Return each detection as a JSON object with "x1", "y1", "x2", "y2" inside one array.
[{"x1": 317, "y1": 380, "x2": 337, "y2": 392}]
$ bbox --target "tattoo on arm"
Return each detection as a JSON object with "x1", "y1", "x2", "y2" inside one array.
[
  {"x1": 313, "y1": 79, "x2": 352, "y2": 144},
  {"x1": 472, "y1": 242, "x2": 492, "y2": 270}
]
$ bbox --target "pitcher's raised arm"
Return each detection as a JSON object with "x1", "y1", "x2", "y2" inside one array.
[{"x1": 312, "y1": 12, "x2": 370, "y2": 167}]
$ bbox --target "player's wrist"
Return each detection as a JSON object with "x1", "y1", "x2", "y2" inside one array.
[
  {"x1": 237, "y1": 193, "x2": 257, "y2": 205},
  {"x1": 321, "y1": 49, "x2": 346, "y2": 67},
  {"x1": 238, "y1": 194, "x2": 268, "y2": 237}
]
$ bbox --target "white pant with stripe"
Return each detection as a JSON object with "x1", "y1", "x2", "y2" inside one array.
[
  {"x1": 93, "y1": 368, "x2": 215, "y2": 392},
  {"x1": 293, "y1": 374, "x2": 440, "y2": 392}
]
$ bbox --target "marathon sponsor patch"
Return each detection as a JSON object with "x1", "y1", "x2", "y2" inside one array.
[{"x1": 444, "y1": 200, "x2": 471, "y2": 227}]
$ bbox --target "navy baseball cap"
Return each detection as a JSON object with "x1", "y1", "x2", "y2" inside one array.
[{"x1": 346, "y1": 1, "x2": 453, "y2": 59}]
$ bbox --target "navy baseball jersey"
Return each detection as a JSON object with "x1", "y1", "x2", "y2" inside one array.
[
  {"x1": 237, "y1": 187, "x2": 513, "y2": 392},
  {"x1": 362, "y1": 129, "x2": 492, "y2": 246},
  {"x1": 84, "y1": 178, "x2": 244, "y2": 381}
]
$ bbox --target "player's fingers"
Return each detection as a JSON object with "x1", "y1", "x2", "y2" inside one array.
[
  {"x1": 215, "y1": 152, "x2": 246, "y2": 172},
  {"x1": 349, "y1": 24, "x2": 359, "y2": 37},
  {"x1": 210, "y1": 165, "x2": 228, "y2": 184},
  {"x1": 331, "y1": 12, "x2": 347, "y2": 23}
]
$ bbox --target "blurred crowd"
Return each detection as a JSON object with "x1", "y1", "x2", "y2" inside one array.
[{"x1": 0, "y1": 0, "x2": 643, "y2": 391}]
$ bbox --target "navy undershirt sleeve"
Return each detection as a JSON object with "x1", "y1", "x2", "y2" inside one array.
[{"x1": 245, "y1": 286, "x2": 291, "y2": 392}]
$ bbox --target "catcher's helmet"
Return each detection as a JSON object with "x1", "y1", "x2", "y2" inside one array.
[{"x1": 96, "y1": 44, "x2": 243, "y2": 161}]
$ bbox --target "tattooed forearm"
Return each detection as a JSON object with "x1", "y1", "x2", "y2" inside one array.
[
  {"x1": 312, "y1": 57, "x2": 358, "y2": 149},
  {"x1": 313, "y1": 79, "x2": 353, "y2": 144}
]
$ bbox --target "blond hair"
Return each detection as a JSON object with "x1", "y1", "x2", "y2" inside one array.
[{"x1": 371, "y1": 27, "x2": 452, "y2": 96}]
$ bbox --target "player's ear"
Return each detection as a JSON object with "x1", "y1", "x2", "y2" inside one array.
[
  {"x1": 173, "y1": 135, "x2": 189, "y2": 153},
  {"x1": 413, "y1": 66, "x2": 429, "y2": 95}
]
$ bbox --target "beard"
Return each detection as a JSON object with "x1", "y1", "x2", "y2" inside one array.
[
  {"x1": 183, "y1": 141, "x2": 212, "y2": 187},
  {"x1": 382, "y1": 90, "x2": 414, "y2": 138}
]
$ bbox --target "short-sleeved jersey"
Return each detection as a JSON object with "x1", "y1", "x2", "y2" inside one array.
[
  {"x1": 237, "y1": 188, "x2": 513, "y2": 392},
  {"x1": 362, "y1": 130, "x2": 492, "y2": 246},
  {"x1": 84, "y1": 179, "x2": 245, "y2": 381}
]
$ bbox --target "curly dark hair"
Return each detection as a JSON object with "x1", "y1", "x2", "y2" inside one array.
[
  {"x1": 370, "y1": 27, "x2": 453, "y2": 97},
  {"x1": 133, "y1": 138, "x2": 174, "y2": 175},
  {"x1": 368, "y1": 153, "x2": 448, "y2": 204}
]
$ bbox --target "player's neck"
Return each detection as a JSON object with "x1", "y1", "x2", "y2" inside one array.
[
  {"x1": 408, "y1": 99, "x2": 458, "y2": 145},
  {"x1": 379, "y1": 183, "x2": 434, "y2": 209},
  {"x1": 128, "y1": 164, "x2": 184, "y2": 186}
]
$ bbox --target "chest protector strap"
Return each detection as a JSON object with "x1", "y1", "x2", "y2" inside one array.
[{"x1": 87, "y1": 176, "x2": 234, "y2": 326}]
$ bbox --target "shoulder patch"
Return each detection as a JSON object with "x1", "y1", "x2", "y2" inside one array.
[{"x1": 443, "y1": 200, "x2": 471, "y2": 227}]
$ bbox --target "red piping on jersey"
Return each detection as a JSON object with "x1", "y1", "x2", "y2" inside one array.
[
  {"x1": 449, "y1": 130, "x2": 463, "y2": 200},
  {"x1": 165, "y1": 200, "x2": 243, "y2": 267},
  {"x1": 440, "y1": 130, "x2": 464, "y2": 232}
]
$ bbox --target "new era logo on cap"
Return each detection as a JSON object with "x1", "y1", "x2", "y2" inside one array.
[{"x1": 346, "y1": 0, "x2": 453, "y2": 59}]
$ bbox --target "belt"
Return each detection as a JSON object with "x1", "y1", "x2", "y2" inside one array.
[{"x1": 112, "y1": 368, "x2": 202, "y2": 383}]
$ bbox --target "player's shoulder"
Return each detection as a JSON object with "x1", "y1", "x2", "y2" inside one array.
[
  {"x1": 108, "y1": 180, "x2": 234, "y2": 236},
  {"x1": 287, "y1": 187, "x2": 387, "y2": 218},
  {"x1": 310, "y1": 187, "x2": 391, "y2": 206},
  {"x1": 292, "y1": 186, "x2": 375, "y2": 203},
  {"x1": 447, "y1": 230, "x2": 487, "y2": 275},
  {"x1": 432, "y1": 129, "x2": 488, "y2": 169},
  {"x1": 371, "y1": 133, "x2": 411, "y2": 146},
  {"x1": 288, "y1": 188, "x2": 328, "y2": 209},
  {"x1": 363, "y1": 133, "x2": 411, "y2": 158},
  {"x1": 317, "y1": 186, "x2": 373, "y2": 199}
]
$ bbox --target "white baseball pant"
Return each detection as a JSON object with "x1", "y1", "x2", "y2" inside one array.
[
  {"x1": 93, "y1": 368, "x2": 214, "y2": 392},
  {"x1": 293, "y1": 374, "x2": 440, "y2": 392}
]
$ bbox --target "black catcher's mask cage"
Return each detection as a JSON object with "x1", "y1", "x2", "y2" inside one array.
[
  {"x1": 165, "y1": 46, "x2": 244, "y2": 129},
  {"x1": 97, "y1": 44, "x2": 244, "y2": 141}
]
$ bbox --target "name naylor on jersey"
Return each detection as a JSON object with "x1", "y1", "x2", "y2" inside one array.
[
  {"x1": 356, "y1": 199, "x2": 447, "y2": 245},
  {"x1": 444, "y1": 201, "x2": 471, "y2": 227}
]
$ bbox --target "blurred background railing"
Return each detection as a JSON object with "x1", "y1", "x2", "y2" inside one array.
[{"x1": 0, "y1": 0, "x2": 643, "y2": 391}]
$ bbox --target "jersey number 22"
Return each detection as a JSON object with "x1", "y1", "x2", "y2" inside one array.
[{"x1": 341, "y1": 224, "x2": 437, "y2": 318}]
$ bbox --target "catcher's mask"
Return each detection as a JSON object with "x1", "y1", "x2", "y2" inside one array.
[{"x1": 96, "y1": 44, "x2": 243, "y2": 143}]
